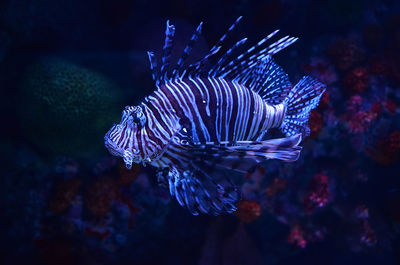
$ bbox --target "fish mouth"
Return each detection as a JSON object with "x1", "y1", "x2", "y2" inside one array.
[
  {"x1": 104, "y1": 128, "x2": 139, "y2": 169},
  {"x1": 104, "y1": 132, "x2": 125, "y2": 157}
]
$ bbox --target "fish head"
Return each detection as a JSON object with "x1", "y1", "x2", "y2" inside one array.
[{"x1": 104, "y1": 105, "x2": 156, "y2": 169}]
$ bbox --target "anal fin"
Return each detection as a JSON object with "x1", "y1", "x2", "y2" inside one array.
[{"x1": 160, "y1": 134, "x2": 302, "y2": 215}]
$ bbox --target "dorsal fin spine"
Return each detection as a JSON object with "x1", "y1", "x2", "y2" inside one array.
[
  {"x1": 173, "y1": 22, "x2": 203, "y2": 78},
  {"x1": 160, "y1": 20, "x2": 175, "y2": 83},
  {"x1": 223, "y1": 29, "x2": 280, "y2": 70},
  {"x1": 209, "y1": 38, "x2": 248, "y2": 76},
  {"x1": 147, "y1": 51, "x2": 160, "y2": 87},
  {"x1": 187, "y1": 16, "x2": 243, "y2": 77},
  {"x1": 222, "y1": 36, "x2": 298, "y2": 80}
]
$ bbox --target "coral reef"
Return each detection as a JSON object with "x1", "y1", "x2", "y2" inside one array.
[
  {"x1": 19, "y1": 58, "x2": 121, "y2": 157},
  {"x1": 2, "y1": 0, "x2": 400, "y2": 264}
]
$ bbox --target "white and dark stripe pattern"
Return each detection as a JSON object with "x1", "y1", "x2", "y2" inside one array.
[
  {"x1": 144, "y1": 77, "x2": 286, "y2": 147},
  {"x1": 104, "y1": 102, "x2": 180, "y2": 166},
  {"x1": 104, "y1": 17, "x2": 326, "y2": 216}
]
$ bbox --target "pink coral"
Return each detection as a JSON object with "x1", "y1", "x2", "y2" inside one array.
[
  {"x1": 385, "y1": 99, "x2": 397, "y2": 114},
  {"x1": 360, "y1": 220, "x2": 377, "y2": 247},
  {"x1": 265, "y1": 177, "x2": 287, "y2": 198},
  {"x1": 287, "y1": 224, "x2": 307, "y2": 248},
  {"x1": 309, "y1": 110, "x2": 323, "y2": 138},
  {"x1": 303, "y1": 57, "x2": 338, "y2": 85},
  {"x1": 347, "y1": 111, "x2": 377, "y2": 134},
  {"x1": 346, "y1": 95, "x2": 363, "y2": 112},
  {"x1": 304, "y1": 174, "x2": 330, "y2": 214},
  {"x1": 344, "y1": 67, "x2": 369, "y2": 94},
  {"x1": 319, "y1": 91, "x2": 330, "y2": 109},
  {"x1": 235, "y1": 200, "x2": 262, "y2": 223}
]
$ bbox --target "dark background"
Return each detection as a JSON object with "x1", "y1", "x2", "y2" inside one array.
[{"x1": 1, "y1": 0, "x2": 400, "y2": 264}]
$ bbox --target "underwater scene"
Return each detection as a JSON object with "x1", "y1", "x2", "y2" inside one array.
[{"x1": 1, "y1": 0, "x2": 400, "y2": 264}]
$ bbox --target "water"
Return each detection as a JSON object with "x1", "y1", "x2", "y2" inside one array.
[{"x1": 1, "y1": 0, "x2": 400, "y2": 264}]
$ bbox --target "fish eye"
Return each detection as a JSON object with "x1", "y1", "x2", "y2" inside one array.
[{"x1": 132, "y1": 107, "x2": 146, "y2": 127}]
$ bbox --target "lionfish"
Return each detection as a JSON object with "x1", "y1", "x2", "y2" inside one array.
[{"x1": 104, "y1": 17, "x2": 326, "y2": 215}]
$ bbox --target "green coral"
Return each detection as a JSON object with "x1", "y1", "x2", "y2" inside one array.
[{"x1": 20, "y1": 58, "x2": 122, "y2": 157}]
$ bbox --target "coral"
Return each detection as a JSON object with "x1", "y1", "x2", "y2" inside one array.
[
  {"x1": 49, "y1": 179, "x2": 81, "y2": 214},
  {"x1": 370, "y1": 102, "x2": 382, "y2": 117},
  {"x1": 85, "y1": 177, "x2": 117, "y2": 218},
  {"x1": 344, "y1": 67, "x2": 369, "y2": 94},
  {"x1": 384, "y1": 99, "x2": 397, "y2": 114},
  {"x1": 365, "y1": 130, "x2": 400, "y2": 166},
  {"x1": 318, "y1": 91, "x2": 330, "y2": 109},
  {"x1": 19, "y1": 58, "x2": 121, "y2": 157},
  {"x1": 347, "y1": 111, "x2": 377, "y2": 134},
  {"x1": 265, "y1": 177, "x2": 287, "y2": 198},
  {"x1": 235, "y1": 201, "x2": 262, "y2": 223},
  {"x1": 115, "y1": 192, "x2": 140, "y2": 229},
  {"x1": 85, "y1": 227, "x2": 111, "y2": 241},
  {"x1": 360, "y1": 220, "x2": 377, "y2": 247},
  {"x1": 369, "y1": 53, "x2": 400, "y2": 85},
  {"x1": 304, "y1": 174, "x2": 330, "y2": 214},
  {"x1": 346, "y1": 95, "x2": 363, "y2": 113},
  {"x1": 287, "y1": 224, "x2": 307, "y2": 248},
  {"x1": 369, "y1": 56, "x2": 389, "y2": 76},
  {"x1": 388, "y1": 131, "x2": 400, "y2": 152},
  {"x1": 4, "y1": 1, "x2": 400, "y2": 262},
  {"x1": 327, "y1": 39, "x2": 364, "y2": 71},
  {"x1": 303, "y1": 57, "x2": 338, "y2": 85},
  {"x1": 344, "y1": 95, "x2": 380, "y2": 134},
  {"x1": 309, "y1": 110, "x2": 323, "y2": 138}
]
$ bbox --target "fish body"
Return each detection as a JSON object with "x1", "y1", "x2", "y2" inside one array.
[{"x1": 104, "y1": 18, "x2": 326, "y2": 215}]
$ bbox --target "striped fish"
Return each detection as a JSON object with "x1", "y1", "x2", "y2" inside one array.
[{"x1": 104, "y1": 17, "x2": 326, "y2": 215}]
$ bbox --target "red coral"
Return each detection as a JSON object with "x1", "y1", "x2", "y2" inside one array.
[
  {"x1": 85, "y1": 177, "x2": 118, "y2": 218},
  {"x1": 235, "y1": 200, "x2": 262, "y2": 223},
  {"x1": 344, "y1": 95, "x2": 379, "y2": 134},
  {"x1": 309, "y1": 110, "x2": 323, "y2": 138},
  {"x1": 385, "y1": 99, "x2": 397, "y2": 114},
  {"x1": 347, "y1": 111, "x2": 377, "y2": 134},
  {"x1": 318, "y1": 91, "x2": 330, "y2": 109},
  {"x1": 360, "y1": 220, "x2": 377, "y2": 247},
  {"x1": 304, "y1": 174, "x2": 330, "y2": 214},
  {"x1": 388, "y1": 131, "x2": 400, "y2": 153},
  {"x1": 369, "y1": 53, "x2": 400, "y2": 85},
  {"x1": 49, "y1": 179, "x2": 81, "y2": 214},
  {"x1": 369, "y1": 56, "x2": 389, "y2": 76},
  {"x1": 116, "y1": 193, "x2": 140, "y2": 229},
  {"x1": 303, "y1": 58, "x2": 338, "y2": 85},
  {"x1": 370, "y1": 102, "x2": 382, "y2": 117},
  {"x1": 85, "y1": 227, "x2": 110, "y2": 241},
  {"x1": 347, "y1": 95, "x2": 363, "y2": 112},
  {"x1": 365, "y1": 130, "x2": 400, "y2": 166},
  {"x1": 287, "y1": 224, "x2": 307, "y2": 248},
  {"x1": 344, "y1": 67, "x2": 369, "y2": 94},
  {"x1": 327, "y1": 39, "x2": 364, "y2": 71},
  {"x1": 265, "y1": 177, "x2": 287, "y2": 197}
]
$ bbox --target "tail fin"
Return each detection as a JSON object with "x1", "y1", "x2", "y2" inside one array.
[{"x1": 281, "y1": 76, "x2": 326, "y2": 137}]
